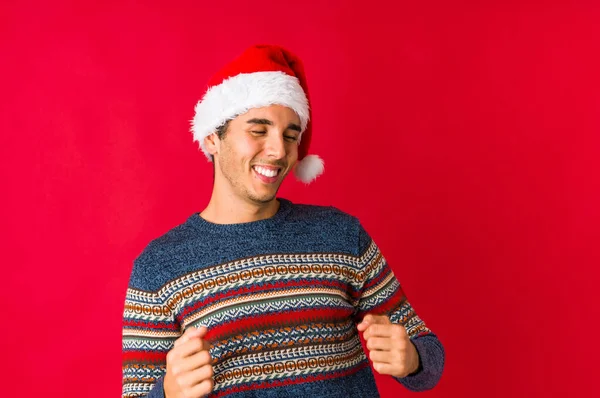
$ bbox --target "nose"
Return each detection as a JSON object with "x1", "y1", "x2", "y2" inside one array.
[{"x1": 264, "y1": 132, "x2": 286, "y2": 159}]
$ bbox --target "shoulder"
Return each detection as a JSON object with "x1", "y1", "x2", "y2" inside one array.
[
  {"x1": 285, "y1": 201, "x2": 368, "y2": 256},
  {"x1": 128, "y1": 215, "x2": 200, "y2": 292},
  {"x1": 288, "y1": 201, "x2": 359, "y2": 228}
]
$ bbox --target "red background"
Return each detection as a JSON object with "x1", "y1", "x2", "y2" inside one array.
[{"x1": 1, "y1": 1, "x2": 599, "y2": 397}]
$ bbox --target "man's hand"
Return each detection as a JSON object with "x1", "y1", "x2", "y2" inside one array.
[
  {"x1": 357, "y1": 314, "x2": 420, "y2": 378},
  {"x1": 164, "y1": 326, "x2": 214, "y2": 398}
]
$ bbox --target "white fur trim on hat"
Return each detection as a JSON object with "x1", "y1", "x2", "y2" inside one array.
[
  {"x1": 294, "y1": 154, "x2": 324, "y2": 184},
  {"x1": 192, "y1": 71, "x2": 310, "y2": 160}
]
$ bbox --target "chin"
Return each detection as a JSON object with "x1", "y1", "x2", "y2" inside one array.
[
  {"x1": 247, "y1": 181, "x2": 282, "y2": 203},
  {"x1": 250, "y1": 192, "x2": 277, "y2": 204},
  {"x1": 247, "y1": 188, "x2": 278, "y2": 204}
]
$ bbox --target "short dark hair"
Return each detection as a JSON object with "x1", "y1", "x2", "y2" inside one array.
[
  {"x1": 216, "y1": 120, "x2": 230, "y2": 139},
  {"x1": 211, "y1": 120, "x2": 231, "y2": 170}
]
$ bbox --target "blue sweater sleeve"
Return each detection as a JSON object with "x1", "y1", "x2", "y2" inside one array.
[
  {"x1": 396, "y1": 334, "x2": 445, "y2": 391},
  {"x1": 147, "y1": 377, "x2": 166, "y2": 398},
  {"x1": 355, "y1": 223, "x2": 445, "y2": 391},
  {"x1": 122, "y1": 254, "x2": 180, "y2": 398}
]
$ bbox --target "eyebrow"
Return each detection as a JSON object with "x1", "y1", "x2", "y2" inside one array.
[{"x1": 246, "y1": 118, "x2": 301, "y2": 133}]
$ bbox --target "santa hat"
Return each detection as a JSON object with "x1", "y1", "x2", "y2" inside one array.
[{"x1": 191, "y1": 44, "x2": 324, "y2": 184}]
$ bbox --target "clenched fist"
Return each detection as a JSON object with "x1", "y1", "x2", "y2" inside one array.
[
  {"x1": 357, "y1": 314, "x2": 421, "y2": 378},
  {"x1": 164, "y1": 326, "x2": 214, "y2": 398}
]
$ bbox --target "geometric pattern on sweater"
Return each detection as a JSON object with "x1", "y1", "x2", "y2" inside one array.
[{"x1": 122, "y1": 200, "x2": 440, "y2": 398}]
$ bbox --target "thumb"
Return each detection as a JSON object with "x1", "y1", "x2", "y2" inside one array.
[
  {"x1": 174, "y1": 325, "x2": 208, "y2": 347},
  {"x1": 357, "y1": 314, "x2": 391, "y2": 331}
]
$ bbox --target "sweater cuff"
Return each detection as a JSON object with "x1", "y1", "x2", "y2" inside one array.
[
  {"x1": 395, "y1": 334, "x2": 445, "y2": 392},
  {"x1": 148, "y1": 376, "x2": 166, "y2": 398}
]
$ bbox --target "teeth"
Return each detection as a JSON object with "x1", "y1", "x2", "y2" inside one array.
[{"x1": 254, "y1": 166, "x2": 279, "y2": 178}]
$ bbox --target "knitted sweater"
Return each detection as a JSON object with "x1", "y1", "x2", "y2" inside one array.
[{"x1": 122, "y1": 199, "x2": 445, "y2": 397}]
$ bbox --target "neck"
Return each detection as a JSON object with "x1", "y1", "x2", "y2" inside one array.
[{"x1": 200, "y1": 190, "x2": 280, "y2": 225}]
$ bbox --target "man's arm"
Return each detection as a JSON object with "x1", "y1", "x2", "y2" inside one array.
[
  {"x1": 122, "y1": 261, "x2": 180, "y2": 398},
  {"x1": 353, "y1": 224, "x2": 445, "y2": 391}
]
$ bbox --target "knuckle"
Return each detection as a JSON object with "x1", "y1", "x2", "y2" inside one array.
[
  {"x1": 201, "y1": 350, "x2": 212, "y2": 363},
  {"x1": 166, "y1": 351, "x2": 175, "y2": 363},
  {"x1": 200, "y1": 379, "x2": 213, "y2": 394},
  {"x1": 393, "y1": 326, "x2": 405, "y2": 338},
  {"x1": 189, "y1": 339, "x2": 201, "y2": 350}
]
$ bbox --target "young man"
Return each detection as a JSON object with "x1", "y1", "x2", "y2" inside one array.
[{"x1": 122, "y1": 45, "x2": 445, "y2": 398}]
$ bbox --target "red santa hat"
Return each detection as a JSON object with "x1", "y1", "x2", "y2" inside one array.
[{"x1": 191, "y1": 44, "x2": 324, "y2": 184}]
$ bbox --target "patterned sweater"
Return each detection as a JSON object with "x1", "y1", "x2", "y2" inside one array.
[{"x1": 122, "y1": 199, "x2": 445, "y2": 397}]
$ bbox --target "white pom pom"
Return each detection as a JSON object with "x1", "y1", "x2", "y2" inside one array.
[{"x1": 294, "y1": 154, "x2": 324, "y2": 184}]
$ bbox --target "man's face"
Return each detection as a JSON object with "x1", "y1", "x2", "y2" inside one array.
[{"x1": 211, "y1": 104, "x2": 301, "y2": 204}]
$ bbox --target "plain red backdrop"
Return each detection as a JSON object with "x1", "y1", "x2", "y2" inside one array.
[{"x1": 1, "y1": 0, "x2": 599, "y2": 397}]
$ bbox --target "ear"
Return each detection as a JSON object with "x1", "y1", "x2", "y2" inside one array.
[{"x1": 203, "y1": 133, "x2": 220, "y2": 156}]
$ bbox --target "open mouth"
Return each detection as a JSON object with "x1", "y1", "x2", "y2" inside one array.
[{"x1": 252, "y1": 165, "x2": 282, "y2": 182}]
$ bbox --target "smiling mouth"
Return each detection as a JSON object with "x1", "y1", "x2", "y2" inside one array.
[{"x1": 252, "y1": 165, "x2": 282, "y2": 179}]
